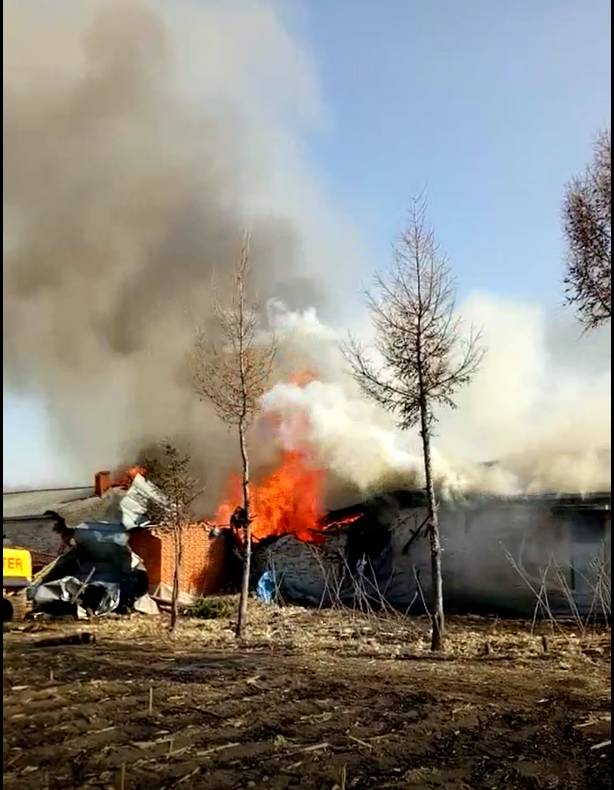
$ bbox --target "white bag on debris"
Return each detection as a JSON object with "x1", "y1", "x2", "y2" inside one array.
[
  {"x1": 133, "y1": 594, "x2": 160, "y2": 615},
  {"x1": 152, "y1": 582, "x2": 197, "y2": 607},
  {"x1": 120, "y1": 473, "x2": 167, "y2": 529}
]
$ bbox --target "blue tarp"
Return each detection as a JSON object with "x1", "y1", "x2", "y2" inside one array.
[{"x1": 256, "y1": 571, "x2": 277, "y2": 604}]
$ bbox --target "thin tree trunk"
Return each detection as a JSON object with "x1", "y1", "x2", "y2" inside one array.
[
  {"x1": 170, "y1": 528, "x2": 182, "y2": 633},
  {"x1": 419, "y1": 399, "x2": 445, "y2": 651},
  {"x1": 235, "y1": 416, "x2": 251, "y2": 639}
]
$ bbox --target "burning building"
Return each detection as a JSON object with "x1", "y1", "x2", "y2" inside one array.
[
  {"x1": 3, "y1": 459, "x2": 611, "y2": 618},
  {"x1": 250, "y1": 489, "x2": 611, "y2": 617},
  {"x1": 203, "y1": 365, "x2": 610, "y2": 616},
  {"x1": 3, "y1": 374, "x2": 610, "y2": 618},
  {"x1": 210, "y1": 417, "x2": 611, "y2": 617}
]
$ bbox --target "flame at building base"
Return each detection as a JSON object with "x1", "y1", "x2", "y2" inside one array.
[
  {"x1": 215, "y1": 449, "x2": 328, "y2": 543},
  {"x1": 214, "y1": 371, "x2": 364, "y2": 544}
]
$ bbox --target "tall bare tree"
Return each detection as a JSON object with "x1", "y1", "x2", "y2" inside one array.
[
  {"x1": 343, "y1": 197, "x2": 483, "y2": 651},
  {"x1": 147, "y1": 443, "x2": 200, "y2": 633},
  {"x1": 563, "y1": 130, "x2": 611, "y2": 329},
  {"x1": 191, "y1": 236, "x2": 276, "y2": 639}
]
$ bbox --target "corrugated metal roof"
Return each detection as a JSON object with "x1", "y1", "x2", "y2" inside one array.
[
  {"x1": 3, "y1": 488, "x2": 96, "y2": 518},
  {"x1": 3, "y1": 488, "x2": 128, "y2": 523},
  {"x1": 3, "y1": 488, "x2": 127, "y2": 560},
  {"x1": 52, "y1": 491, "x2": 125, "y2": 527}
]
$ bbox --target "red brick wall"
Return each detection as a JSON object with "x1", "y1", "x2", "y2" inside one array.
[
  {"x1": 130, "y1": 524, "x2": 227, "y2": 597},
  {"x1": 129, "y1": 529, "x2": 162, "y2": 585}
]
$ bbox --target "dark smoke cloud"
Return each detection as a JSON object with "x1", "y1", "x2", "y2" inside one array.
[
  {"x1": 4, "y1": 0, "x2": 353, "y2": 499},
  {"x1": 9, "y1": 1, "x2": 604, "y2": 504}
]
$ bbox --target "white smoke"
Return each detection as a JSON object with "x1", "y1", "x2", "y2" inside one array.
[
  {"x1": 439, "y1": 296, "x2": 611, "y2": 494},
  {"x1": 261, "y1": 300, "x2": 611, "y2": 500},
  {"x1": 3, "y1": 0, "x2": 610, "y2": 504}
]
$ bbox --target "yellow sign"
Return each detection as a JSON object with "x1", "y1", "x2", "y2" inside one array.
[{"x1": 3, "y1": 547, "x2": 32, "y2": 582}]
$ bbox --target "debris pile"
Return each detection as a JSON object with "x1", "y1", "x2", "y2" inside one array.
[
  {"x1": 28, "y1": 471, "x2": 167, "y2": 619},
  {"x1": 28, "y1": 521, "x2": 157, "y2": 618}
]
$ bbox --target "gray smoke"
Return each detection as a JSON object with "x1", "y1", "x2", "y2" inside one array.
[
  {"x1": 3, "y1": 0, "x2": 360, "y2": 500},
  {"x1": 4, "y1": 0, "x2": 610, "y2": 505}
]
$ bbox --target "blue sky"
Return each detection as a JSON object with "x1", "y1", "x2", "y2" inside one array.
[{"x1": 300, "y1": 0, "x2": 611, "y2": 303}]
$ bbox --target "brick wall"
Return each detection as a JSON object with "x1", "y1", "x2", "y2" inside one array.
[
  {"x1": 130, "y1": 524, "x2": 227, "y2": 597},
  {"x1": 129, "y1": 529, "x2": 162, "y2": 586}
]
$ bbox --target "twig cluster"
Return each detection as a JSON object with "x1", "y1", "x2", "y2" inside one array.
[
  {"x1": 191, "y1": 234, "x2": 276, "y2": 639},
  {"x1": 563, "y1": 129, "x2": 611, "y2": 329},
  {"x1": 504, "y1": 542, "x2": 611, "y2": 638}
]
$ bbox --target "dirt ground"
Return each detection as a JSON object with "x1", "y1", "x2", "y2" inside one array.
[{"x1": 3, "y1": 604, "x2": 611, "y2": 790}]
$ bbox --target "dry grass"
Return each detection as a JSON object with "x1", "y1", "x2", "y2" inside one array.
[
  {"x1": 39, "y1": 598, "x2": 606, "y2": 661},
  {"x1": 3, "y1": 603, "x2": 611, "y2": 790}
]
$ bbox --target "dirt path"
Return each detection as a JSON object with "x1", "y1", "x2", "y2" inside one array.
[{"x1": 3, "y1": 612, "x2": 611, "y2": 789}]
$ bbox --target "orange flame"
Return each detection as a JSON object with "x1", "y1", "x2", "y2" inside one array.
[
  {"x1": 213, "y1": 370, "x2": 364, "y2": 544},
  {"x1": 215, "y1": 450, "x2": 326, "y2": 544},
  {"x1": 326, "y1": 512, "x2": 363, "y2": 528},
  {"x1": 288, "y1": 370, "x2": 318, "y2": 387},
  {"x1": 116, "y1": 465, "x2": 147, "y2": 489}
]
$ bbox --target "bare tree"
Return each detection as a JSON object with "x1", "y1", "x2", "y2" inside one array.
[
  {"x1": 147, "y1": 443, "x2": 200, "y2": 633},
  {"x1": 343, "y1": 197, "x2": 483, "y2": 651},
  {"x1": 191, "y1": 235, "x2": 276, "y2": 639},
  {"x1": 563, "y1": 130, "x2": 611, "y2": 330}
]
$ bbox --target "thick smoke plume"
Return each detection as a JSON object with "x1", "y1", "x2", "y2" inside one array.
[
  {"x1": 4, "y1": 0, "x2": 610, "y2": 504},
  {"x1": 3, "y1": 0, "x2": 360, "y2": 498}
]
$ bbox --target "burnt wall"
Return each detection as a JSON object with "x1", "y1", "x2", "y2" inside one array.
[
  {"x1": 252, "y1": 492, "x2": 611, "y2": 616},
  {"x1": 388, "y1": 498, "x2": 611, "y2": 616},
  {"x1": 252, "y1": 533, "x2": 349, "y2": 604}
]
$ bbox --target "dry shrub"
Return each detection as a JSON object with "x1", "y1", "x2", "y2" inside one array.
[{"x1": 186, "y1": 596, "x2": 236, "y2": 620}]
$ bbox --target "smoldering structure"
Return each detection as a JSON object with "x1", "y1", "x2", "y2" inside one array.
[
  {"x1": 4, "y1": 3, "x2": 611, "y2": 622},
  {"x1": 253, "y1": 490, "x2": 611, "y2": 617}
]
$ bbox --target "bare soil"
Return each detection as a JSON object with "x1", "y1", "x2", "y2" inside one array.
[{"x1": 3, "y1": 604, "x2": 611, "y2": 790}]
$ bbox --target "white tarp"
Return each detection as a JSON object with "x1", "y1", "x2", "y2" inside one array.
[{"x1": 120, "y1": 473, "x2": 167, "y2": 529}]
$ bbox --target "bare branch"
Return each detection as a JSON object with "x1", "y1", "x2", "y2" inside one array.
[
  {"x1": 191, "y1": 237, "x2": 277, "y2": 428},
  {"x1": 342, "y1": 195, "x2": 484, "y2": 652},
  {"x1": 563, "y1": 129, "x2": 611, "y2": 330},
  {"x1": 190, "y1": 235, "x2": 276, "y2": 639},
  {"x1": 146, "y1": 442, "x2": 201, "y2": 633},
  {"x1": 342, "y1": 195, "x2": 484, "y2": 432}
]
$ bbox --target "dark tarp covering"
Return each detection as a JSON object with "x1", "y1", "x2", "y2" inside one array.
[{"x1": 28, "y1": 521, "x2": 156, "y2": 616}]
